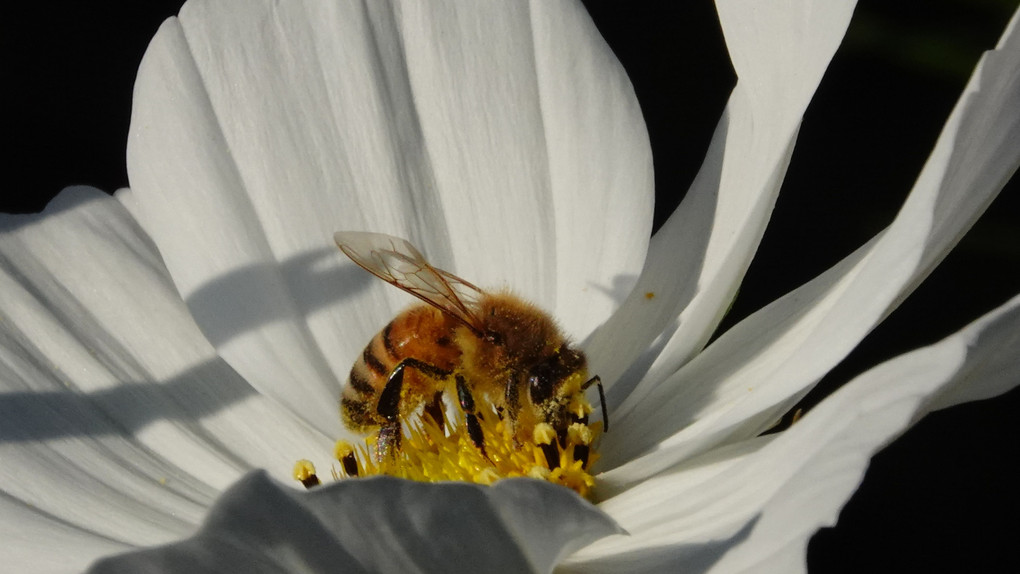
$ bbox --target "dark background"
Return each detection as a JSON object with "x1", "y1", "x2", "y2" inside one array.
[{"x1": 4, "y1": 1, "x2": 1018, "y2": 571}]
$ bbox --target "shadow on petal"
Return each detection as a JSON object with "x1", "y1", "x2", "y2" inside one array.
[
  {"x1": 0, "y1": 358, "x2": 255, "y2": 444},
  {"x1": 184, "y1": 249, "x2": 374, "y2": 347}
]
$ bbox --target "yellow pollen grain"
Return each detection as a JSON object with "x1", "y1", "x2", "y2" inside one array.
[
  {"x1": 568, "y1": 396, "x2": 592, "y2": 419},
  {"x1": 533, "y1": 423, "x2": 556, "y2": 445},
  {"x1": 473, "y1": 467, "x2": 500, "y2": 485},
  {"x1": 567, "y1": 422, "x2": 593, "y2": 445},
  {"x1": 528, "y1": 466, "x2": 551, "y2": 480}
]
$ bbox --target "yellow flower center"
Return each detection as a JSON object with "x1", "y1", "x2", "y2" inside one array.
[{"x1": 294, "y1": 393, "x2": 602, "y2": 499}]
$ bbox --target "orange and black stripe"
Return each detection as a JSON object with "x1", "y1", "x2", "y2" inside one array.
[{"x1": 341, "y1": 323, "x2": 398, "y2": 430}]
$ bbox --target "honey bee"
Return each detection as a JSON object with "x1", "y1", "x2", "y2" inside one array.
[{"x1": 335, "y1": 231, "x2": 607, "y2": 462}]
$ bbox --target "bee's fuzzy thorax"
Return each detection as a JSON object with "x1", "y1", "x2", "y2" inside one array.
[{"x1": 458, "y1": 291, "x2": 563, "y2": 377}]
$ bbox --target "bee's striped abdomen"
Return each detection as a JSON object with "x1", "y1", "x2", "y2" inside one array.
[
  {"x1": 341, "y1": 321, "x2": 397, "y2": 431},
  {"x1": 340, "y1": 306, "x2": 463, "y2": 432}
]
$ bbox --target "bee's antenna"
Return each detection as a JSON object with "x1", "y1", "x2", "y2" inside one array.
[{"x1": 581, "y1": 375, "x2": 608, "y2": 432}]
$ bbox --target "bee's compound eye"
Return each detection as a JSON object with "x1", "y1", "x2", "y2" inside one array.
[{"x1": 528, "y1": 373, "x2": 552, "y2": 404}]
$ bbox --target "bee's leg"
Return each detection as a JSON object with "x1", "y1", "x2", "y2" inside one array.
[
  {"x1": 503, "y1": 378, "x2": 521, "y2": 428},
  {"x1": 377, "y1": 357, "x2": 452, "y2": 421},
  {"x1": 376, "y1": 358, "x2": 451, "y2": 461},
  {"x1": 581, "y1": 375, "x2": 608, "y2": 432},
  {"x1": 423, "y1": 391, "x2": 446, "y2": 432},
  {"x1": 456, "y1": 374, "x2": 487, "y2": 457},
  {"x1": 375, "y1": 422, "x2": 401, "y2": 462}
]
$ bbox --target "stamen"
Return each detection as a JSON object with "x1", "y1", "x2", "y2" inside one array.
[
  {"x1": 297, "y1": 380, "x2": 602, "y2": 499},
  {"x1": 567, "y1": 422, "x2": 593, "y2": 446},
  {"x1": 533, "y1": 423, "x2": 556, "y2": 445},
  {"x1": 292, "y1": 459, "x2": 320, "y2": 489},
  {"x1": 334, "y1": 440, "x2": 360, "y2": 477}
]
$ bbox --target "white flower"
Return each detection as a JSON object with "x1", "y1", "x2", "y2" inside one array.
[{"x1": 2, "y1": 1, "x2": 1018, "y2": 573}]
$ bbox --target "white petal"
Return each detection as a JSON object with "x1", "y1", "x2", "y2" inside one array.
[
  {"x1": 0, "y1": 495, "x2": 133, "y2": 574},
  {"x1": 526, "y1": 1, "x2": 654, "y2": 337},
  {"x1": 561, "y1": 293, "x2": 1020, "y2": 573},
  {"x1": 587, "y1": 0, "x2": 856, "y2": 402},
  {"x1": 90, "y1": 472, "x2": 620, "y2": 574},
  {"x1": 602, "y1": 8, "x2": 1020, "y2": 484},
  {"x1": 1, "y1": 188, "x2": 331, "y2": 571},
  {"x1": 125, "y1": 0, "x2": 652, "y2": 435}
]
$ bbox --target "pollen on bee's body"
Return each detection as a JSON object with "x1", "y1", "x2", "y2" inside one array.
[{"x1": 296, "y1": 393, "x2": 603, "y2": 499}]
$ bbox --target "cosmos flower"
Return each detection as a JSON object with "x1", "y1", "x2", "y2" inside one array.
[{"x1": 1, "y1": 1, "x2": 1018, "y2": 572}]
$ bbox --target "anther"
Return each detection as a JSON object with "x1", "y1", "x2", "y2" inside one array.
[
  {"x1": 292, "y1": 459, "x2": 321, "y2": 489},
  {"x1": 334, "y1": 440, "x2": 360, "y2": 477}
]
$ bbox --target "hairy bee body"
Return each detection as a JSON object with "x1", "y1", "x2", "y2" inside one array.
[
  {"x1": 341, "y1": 304, "x2": 461, "y2": 431},
  {"x1": 341, "y1": 291, "x2": 583, "y2": 444},
  {"x1": 334, "y1": 232, "x2": 605, "y2": 457}
]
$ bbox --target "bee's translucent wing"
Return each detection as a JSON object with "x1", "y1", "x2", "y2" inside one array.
[{"x1": 334, "y1": 231, "x2": 485, "y2": 333}]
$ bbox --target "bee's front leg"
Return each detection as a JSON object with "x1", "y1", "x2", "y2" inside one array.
[{"x1": 581, "y1": 375, "x2": 608, "y2": 432}]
